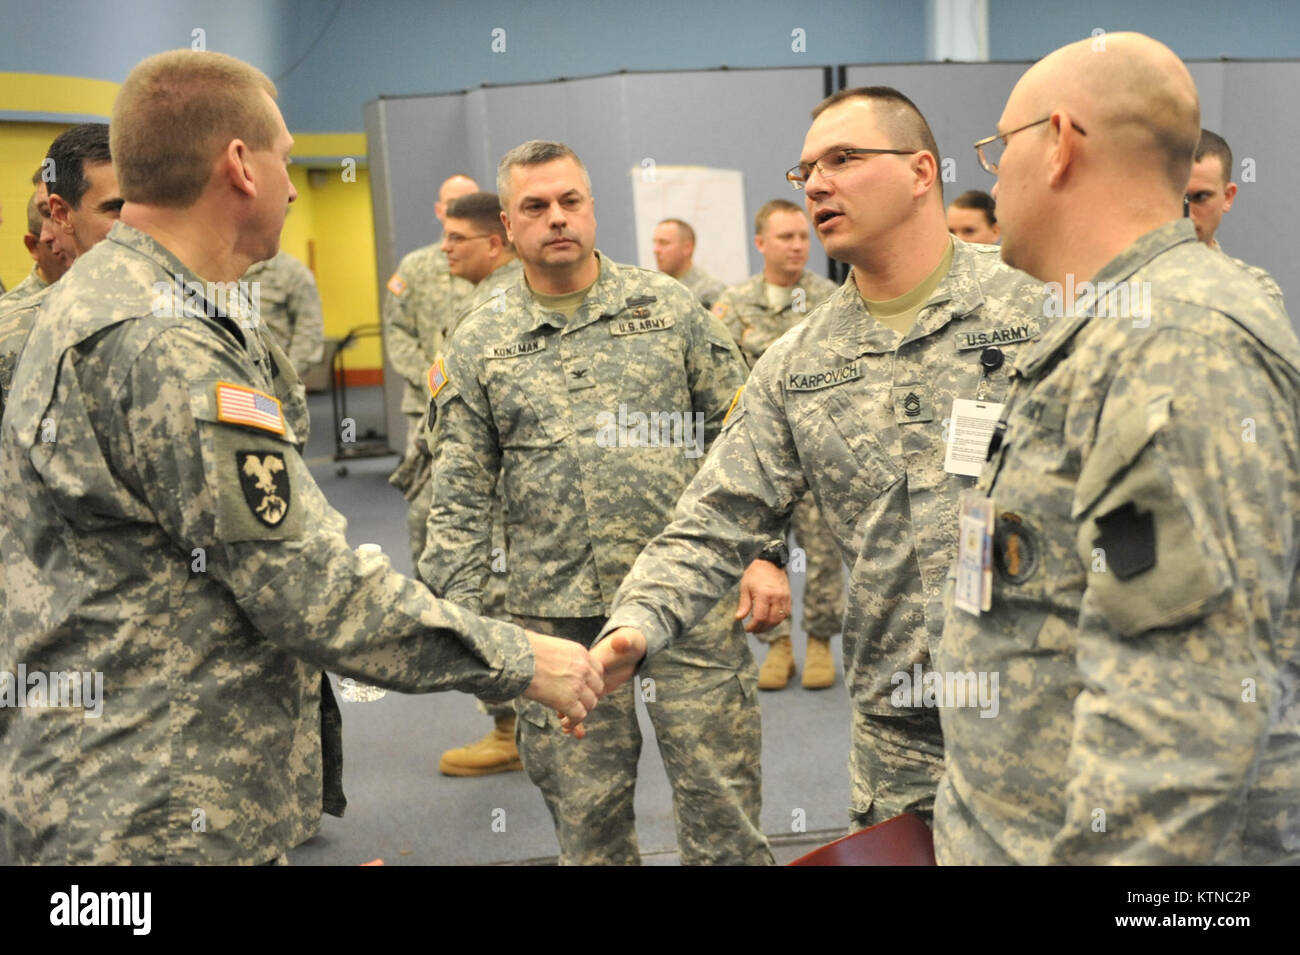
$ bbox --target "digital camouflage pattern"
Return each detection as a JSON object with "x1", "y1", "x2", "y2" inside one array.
[
  {"x1": 242, "y1": 250, "x2": 325, "y2": 377},
  {"x1": 935, "y1": 219, "x2": 1300, "y2": 865},
  {"x1": 383, "y1": 243, "x2": 475, "y2": 563},
  {"x1": 0, "y1": 265, "x2": 50, "y2": 312},
  {"x1": 382, "y1": 243, "x2": 473, "y2": 415},
  {"x1": 0, "y1": 222, "x2": 535, "y2": 865},
  {"x1": 1216, "y1": 242, "x2": 1286, "y2": 314},
  {"x1": 677, "y1": 265, "x2": 727, "y2": 310},
  {"x1": 714, "y1": 269, "x2": 844, "y2": 645},
  {"x1": 412, "y1": 258, "x2": 524, "y2": 725},
  {"x1": 513, "y1": 611, "x2": 767, "y2": 866},
  {"x1": 603, "y1": 240, "x2": 1048, "y2": 828},
  {"x1": 419, "y1": 252, "x2": 768, "y2": 864},
  {"x1": 0, "y1": 284, "x2": 50, "y2": 419},
  {"x1": 420, "y1": 251, "x2": 747, "y2": 617},
  {"x1": 712, "y1": 268, "x2": 839, "y2": 369}
]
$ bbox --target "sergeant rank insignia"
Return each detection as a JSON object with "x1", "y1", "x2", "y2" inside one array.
[{"x1": 237, "y1": 451, "x2": 291, "y2": 526}]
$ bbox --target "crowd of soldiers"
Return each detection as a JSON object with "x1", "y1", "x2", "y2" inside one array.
[{"x1": 1, "y1": 30, "x2": 1296, "y2": 866}]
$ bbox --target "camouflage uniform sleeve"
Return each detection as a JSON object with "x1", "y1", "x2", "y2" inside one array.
[
  {"x1": 285, "y1": 261, "x2": 325, "y2": 376},
  {"x1": 1047, "y1": 326, "x2": 1288, "y2": 863},
  {"x1": 381, "y1": 260, "x2": 426, "y2": 390},
  {"x1": 684, "y1": 298, "x2": 748, "y2": 449},
  {"x1": 711, "y1": 291, "x2": 744, "y2": 350},
  {"x1": 112, "y1": 324, "x2": 532, "y2": 699},
  {"x1": 601, "y1": 352, "x2": 804, "y2": 656},
  {"x1": 417, "y1": 336, "x2": 499, "y2": 615}
]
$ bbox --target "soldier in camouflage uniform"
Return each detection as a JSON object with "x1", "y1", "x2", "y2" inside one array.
[
  {"x1": 596, "y1": 88, "x2": 1048, "y2": 832},
  {"x1": 712, "y1": 199, "x2": 843, "y2": 691},
  {"x1": 419, "y1": 142, "x2": 771, "y2": 865},
  {"x1": 0, "y1": 130, "x2": 123, "y2": 419},
  {"x1": 651, "y1": 218, "x2": 727, "y2": 309},
  {"x1": 935, "y1": 32, "x2": 1300, "y2": 864},
  {"x1": 381, "y1": 174, "x2": 478, "y2": 565},
  {"x1": 406, "y1": 192, "x2": 527, "y2": 776},
  {"x1": 241, "y1": 250, "x2": 325, "y2": 378},
  {"x1": 0, "y1": 181, "x2": 70, "y2": 311},
  {"x1": 0, "y1": 51, "x2": 602, "y2": 866},
  {"x1": 1186, "y1": 128, "x2": 1286, "y2": 311}
]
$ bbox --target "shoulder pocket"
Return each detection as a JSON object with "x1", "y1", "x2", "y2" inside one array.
[{"x1": 1072, "y1": 392, "x2": 1231, "y2": 636}]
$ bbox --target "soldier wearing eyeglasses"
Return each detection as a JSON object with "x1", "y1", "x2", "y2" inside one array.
[{"x1": 594, "y1": 86, "x2": 1047, "y2": 832}]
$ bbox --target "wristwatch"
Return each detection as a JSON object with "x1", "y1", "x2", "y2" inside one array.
[{"x1": 756, "y1": 539, "x2": 790, "y2": 569}]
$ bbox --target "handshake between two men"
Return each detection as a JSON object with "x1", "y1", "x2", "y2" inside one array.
[{"x1": 546, "y1": 558, "x2": 792, "y2": 736}]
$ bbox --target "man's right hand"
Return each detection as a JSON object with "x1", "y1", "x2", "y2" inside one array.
[
  {"x1": 522, "y1": 632, "x2": 604, "y2": 739},
  {"x1": 590, "y1": 628, "x2": 647, "y2": 696}
]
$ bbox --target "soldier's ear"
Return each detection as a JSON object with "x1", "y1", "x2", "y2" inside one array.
[
  {"x1": 500, "y1": 209, "x2": 514, "y2": 245},
  {"x1": 47, "y1": 193, "x2": 73, "y2": 231}
]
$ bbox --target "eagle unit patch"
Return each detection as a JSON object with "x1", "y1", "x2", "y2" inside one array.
[{"x1": 237, "y1": 451, "x2": 291, "y2": 526}]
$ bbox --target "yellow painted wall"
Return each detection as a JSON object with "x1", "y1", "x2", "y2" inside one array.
[{"x1": 285, "y1": 163, "x2": 382, "y2": 370}]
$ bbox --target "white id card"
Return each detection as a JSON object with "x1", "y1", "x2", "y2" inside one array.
[
  {"x1": 955, "y1": 491, "x2": 994, "y2": 616},
  {"x1": 944, "y1": 398, "x2": 1005, "y2": 478}
]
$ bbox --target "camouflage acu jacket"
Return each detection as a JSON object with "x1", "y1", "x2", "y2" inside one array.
[{"x1": 0, "y1": 222, "x2": 533, "y2": 864}]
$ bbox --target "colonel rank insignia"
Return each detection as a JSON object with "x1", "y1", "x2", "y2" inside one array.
[{"x1": 237, "y1": 451, "x2": 291, "y2": 526}]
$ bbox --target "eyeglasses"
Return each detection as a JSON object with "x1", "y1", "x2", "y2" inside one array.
[
  {"x1": 974, "y1": 117, "x2": 1087, "y2": 175},
  {"x1": 443, "y1": 232, "x2": 493, "y2": 245},
  {"x1": 786, "y1": 146, "x2": 918, "y2": 190}
]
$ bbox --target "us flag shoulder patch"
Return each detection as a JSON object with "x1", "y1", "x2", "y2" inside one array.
[
  {"x1": 427, "y1": 357, "x2": 448, "y2": 398},
  {"x1": 216, "y1": 381, "x2": 286, "y2": 435},
  {"x1": 387, "y1": 273, "x2": 407, "y2": 296}
]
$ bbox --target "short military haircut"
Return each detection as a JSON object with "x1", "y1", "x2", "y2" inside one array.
[
  {"x1": 446, "y1": 191, "x2": 509, "y2": 243},
  {"x1": 1195, "y1": 129, "x2": 1233, "y2": 183},
  {"x1": 26, "y1": 189, "x2": 43, "y2": 235},
  {"x1": 659, "y1": 218, "x2": 696, "y2": 246},
  {"x1": 497, "y1": 140, "x2": 591, "y2": 208},
  {"x1": 951, "y1": 189, "x2": 996, "y2": 226},
  {"x1": 44, "y1": 123, "x2": 111, "y2": 208},
  {"x1": 112, "y1": 49, "x2": 279, "y2": 207},
  {"x1": 811, "y1": 86, "x2": 943, "y2": 198},
  {"x1": 755, "y1": 198, "x2": 806, "y2": 235}
]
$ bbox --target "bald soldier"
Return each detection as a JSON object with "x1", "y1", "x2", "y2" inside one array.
[
  {"x1": 936, "y1": 32, "x2": 1300, "y2": 864},
  {"x1": 592, "y1": 87, "x2": 1047, "y2": 831},
  {"x1": 711, "y1": 199, "x2": 843, "y2": 691},
  {"x1": 652, "y1": 218, "x2": 726, "y2": 309},
  {"x1": 0, "y1": 50, "x2": 602, "y2": 865},
  {"x1": 1186, "y1": 128, "x2": 1285, "y2": 311},
  {"x1": 383, "y1": 174, "x2": 480, "y2": 565}
]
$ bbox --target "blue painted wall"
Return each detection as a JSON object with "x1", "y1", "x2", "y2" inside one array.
[
  {"x1": 3, "y1": 0, "x2": 1300, "y2": 131},
  {"x1": 988, "y1": 0, "x2": 1300, "y2": 61}
]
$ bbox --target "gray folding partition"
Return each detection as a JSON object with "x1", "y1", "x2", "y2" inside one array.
[{"x1": 370, "y1": 61, "x2": 1300, "y2": 447}]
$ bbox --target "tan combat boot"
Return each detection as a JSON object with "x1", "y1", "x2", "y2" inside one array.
[
  {"x1": 758, "y1": 635, "x2": 796, "y2": 690},
  {"x1": 802, "y1": 636, "x2": 835, "y2": 689},
  {"x1": 438, "y1": 715, "x2": 523, "y2": 776}
]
